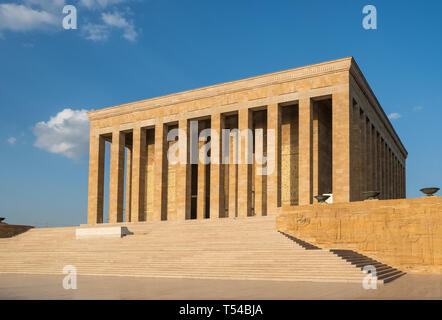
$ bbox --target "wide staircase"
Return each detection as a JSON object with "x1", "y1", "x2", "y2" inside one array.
[{"x1": 0, "y1": 216, "x2": 392, "y2": 283}]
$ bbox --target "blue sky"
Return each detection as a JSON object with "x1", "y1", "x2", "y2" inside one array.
[{"x1": 1, "y1": 0, "x2": 441, "y2": 227}]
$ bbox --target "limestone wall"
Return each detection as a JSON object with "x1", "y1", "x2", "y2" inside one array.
[{"x1": 276, "y1": 197, "x2": 442, "y2": 274}]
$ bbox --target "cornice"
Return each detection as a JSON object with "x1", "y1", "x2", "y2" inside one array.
[{"x1": 87, "y1": 57, "x2": 352, "y2": 121}]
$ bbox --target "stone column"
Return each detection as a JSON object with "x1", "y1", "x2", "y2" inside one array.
[
  {"x1": 398, "y1": 162, "x2": 402, "y2": 199},
  {"x1": 267, "y1": 103, "x2": 280, "y2": 215},
  {"x1": 395, "y1": 157, "x2": 401, "y2": 199},
  {"x1": 390, "y1": 150, "x2": 396, "y2": 199},
  {"x1": 125, "y1": 146, "x2": 132, "y2": 221},
  {"x1": 366, "y1": 121, "x2": 373, "y2": 192},
  {"x1": 253, "y1": 111, "x2": 267, "y2": 216},
  {"x1": 197, "y1": 121, "x2": 208, "y2": 219},
  {"x1": 109, "y1": 130, "x2": 125, "y2": 223},
  {"x1": 350, "y1": 102, "x2": 361, "y2": 201},
  {"x1": 176, "y1": 119, "x2": 190, "y2": 220},
  {"x1": 383, "y1": 142, "x2": 388, "y2": 199},
  {"x1": 210, "y1": 114, "x2": 223, "y2": 219},
  {"x1": 376, "y1": 133, "x2": 382, "y2": 196},
  {"x1": 372, "y1": 127, "x2": 378, "y2": 193},
  {"x1": 298, "y1": 98, "x2": 313, "y2": 205},
  {"x1": 312, "y1": 102, "x2": 319, "y2": 200},
  {"x1": 359, "y1": 111, "x2": 367, "y2": 197},
  {"x1": 332, "y1": 91, "x2": 351, "y2": 203},
  {"x1": 87, "y1": 134, "x2": 105, "y2": 224},
  {"x1": 403, "y1": 164, "x2": 406, "y2": 198},
  {"x1": 388, "y1": 149, "x2": 393, "y2": 199},
  {"x1": 379, "y1": 138, "x2": 385, "y2": 199},
  {"x1": 394, "y1": 155, "x2": 397, "y2": 198},
  {"x1": 153, "y1": 123, "x2": 166, "y2": 221},
  {"x1": 228, "y1": 125, "x2": 237, "y2": 217},
  {"x1": 238, "y1": 108, "x2": 252, "y2": 217},
  {"x1": 131, "y1": 127, "x2": 146, "y2": 222}
]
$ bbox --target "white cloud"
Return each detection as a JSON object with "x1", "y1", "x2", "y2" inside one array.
[
  {"x1": 83, "y1": 11, "x2": 137, "y2": 42},
  {"x1": 388, "y1": 112, "x2": 402, "y2": 120},
  {"x1": 0, "y1": 3, "x2": 59, "y2": 32},
  {"x1": 0, "y1": 1, "x2": 138, "y2": 42},
  {"x1": 80, "y1": 0, "x2": 127, "y2": 10},
  {"x1": 413, "y1": 106, "x2": 424, "y2": 111},
  {"x1": 82, "y1": 23, "x2": 110, "y2": 41},
  {"x1": 102, "y1": 11, "x2": 137, "y2": 41},
  {"x1": 7, "y1": 137, "x2": 17, "y2": 145},
  {"x1": 23, "y1": 0, "x2": 65, "y2": 11},
  {"x1": 33, "y1": 108, "x2": 90, "y2": 159}
]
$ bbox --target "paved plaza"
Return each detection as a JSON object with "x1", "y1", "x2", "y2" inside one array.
[{"x1": 0, "y1": 273, "x2": 440, "y2": 300}]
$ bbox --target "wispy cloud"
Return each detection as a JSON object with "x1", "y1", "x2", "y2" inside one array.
[
  {"x1": 82, "y1": 23, "x2": 110, "y2": 41},
  {"x1": 0, "y1": 0, "x2": 138, "y2": 42},
  {"x1": 83, "y1": 10, "x2": 137, "y2": 42},
  {"x1": 413, "y1": 105, "x2": 424, "y2": 112},
  {"x1": 79, "y1": 0, "x2": 128, "y2": 10},
  {"x1": 102, "y1": 11, "x2": 137, "y2": 41},
  {"x1": 0, "y1": 3, "x2": 59, "y2": 33},
  {"x1": 7, "y1": 137, "x2": 17, "y2": 145},
  {"x1": 388, "y1": 112, "x2": 402, "y2": 120},
  {"x1": 33, "y1": 108, "x2": 90, "y2": 159}
]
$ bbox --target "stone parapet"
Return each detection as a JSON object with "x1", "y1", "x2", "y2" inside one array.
[{"x1": 276, "y1": 197, "x2": 442, "y2": 274}]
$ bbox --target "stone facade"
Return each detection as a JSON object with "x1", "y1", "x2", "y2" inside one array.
[{"x1": 87, "y1": 57, "x2": 407, "y2": 224}]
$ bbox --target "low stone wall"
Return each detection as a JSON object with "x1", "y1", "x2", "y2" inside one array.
[
  {"x1": 276, "y1": 197, "x2": 442, "y2": 274},
  {"x1": 0, "y1": 224, "x2": 34, "y2": 238}
]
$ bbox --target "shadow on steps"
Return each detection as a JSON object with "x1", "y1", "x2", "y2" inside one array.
[
  {"x1": 330, "y1": 249, "x2": 406, "y2": 284},
  {"x1": 278, "y1": 231, "x2": 406, "y2": 284},
  {"x1": 278, "y1": 231, "x2": 321, "y2": 250}
]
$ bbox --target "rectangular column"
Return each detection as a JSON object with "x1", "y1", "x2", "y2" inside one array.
[
  {"x1": 398, "y1": 162, "x2": 402, "y2": 198},
  {"x1": 125, "y1": 146, "x2": 132, "y2": 221},
  {"x1": 238, "y1": 108, "x2": 252, "y2": 217},
  {"x1": 379, "y1": 138, "x2": 385, "y2": 199},
  {"x1": 253, "y1": 110, "x2": 267, "y2": 216},
  {"x1": 376, "y1": 133, "x2": 382, "y2": 196},
  {"x1": 87, "y1": 134, "x2": 105, "y2": 224},
  {"x1": 196, "y1": 121, "x2": 208, "y2": 219},
  {"x1": 130, "y1": 127, "x2": 146, "y2": 222},
  {"x1": 392, "y1": 157, "x2": 396, "y2": 199},
  {"x1": 388, "y1": 149, "x2": 393, "y2": 199},
  {"x1": 350, "y1": 102, "x2": 361, "y2": 201},
  {"x1": 390, "y1": 150, "x2": 395, "y2": 199},
  {"x1": 298, "y1": 98, "x2": 313, "y2": 205},
  {"x1": 312, "y1": 102, "x2": 319, "y2": 199},
  {"x1": 145, "y1": 131, "x2": 155, "y2": 220},
  {"x1": 366, "y1": 121, "x2": 373, "y2": 192},
  {"x1": 109, "y1": 130, "x2": 125, "y2": 223},
  {"x1": 267, "y1": 103, "x2": 280, "y2": 215},
  {"x1": 153, "y1": 123, "x2": 166, "y2": 221},
  {"x1": 384, "y1": 147, "x2": 386, "y2": 199},
  {"x1": 372, "y1": 126, "x2": 378, "y2": 193},
  {"x1": 228, "y1": 127, "x2": 237, "y2": 217},
  {"x1": 210, "y1": 114, "x2": 223, "y2": 219},
  {"x1": 332, "y1": 91, "x2": 351, "y2": 203},
  {"x1": 359, "y1": 112, "x2": 367, "y2": 196},
  {"x1": 176, "y1": 119, "x2": 190, "y2": 220},
  {"x1": 403, "y1": 164, "x2": 406, "y2": 198},
  {"x1": 394, "y1": 157, "x2": 400, "y2": 199}
]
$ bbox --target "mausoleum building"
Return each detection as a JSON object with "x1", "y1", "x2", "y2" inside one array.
[{"x1": 87, "y1": 57, "x2": 407, "y2": 224}]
